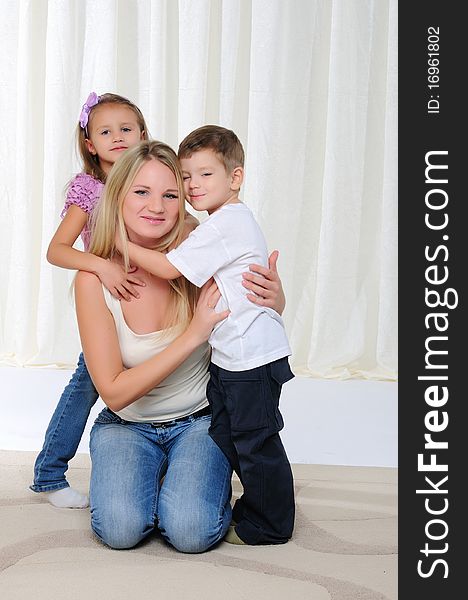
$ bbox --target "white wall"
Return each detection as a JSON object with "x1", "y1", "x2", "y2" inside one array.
[{"x1": 1, "y1": 367, "x2": 397, "y2": 467}]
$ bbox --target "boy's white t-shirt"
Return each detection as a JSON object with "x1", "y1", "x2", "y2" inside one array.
[{"x1": 166, "y1": 203, "x2": 291, "y2": 371}]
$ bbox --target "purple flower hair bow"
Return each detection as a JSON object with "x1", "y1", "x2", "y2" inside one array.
[{"x1": 79, "y1": 92, "x2": 100, "y2": 129}]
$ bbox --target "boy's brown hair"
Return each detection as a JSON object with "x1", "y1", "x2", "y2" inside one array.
[{"x1": 178, "y1": 125, "x2": 244, "y2": 173}]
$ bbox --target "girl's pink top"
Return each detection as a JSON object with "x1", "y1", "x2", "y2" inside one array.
[{"x1": 60, "y1": 173, "x2": 104, "y2": 251}]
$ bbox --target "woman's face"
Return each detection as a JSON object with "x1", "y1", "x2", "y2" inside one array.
[{"x1": 122, "y1": 159, "x2": 181, "y2": 246}]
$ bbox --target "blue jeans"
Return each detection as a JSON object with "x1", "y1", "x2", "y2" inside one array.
[
  {"x1": 89, "y1": 407, "x2": 233, "y2": 553},
  {"x1": 30, "y1": 353, "x2": 99, "y2": 492}
]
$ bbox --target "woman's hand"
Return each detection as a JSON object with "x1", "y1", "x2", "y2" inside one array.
[
  {"x1": 95, "y1": 259, "x2": 145, "y2": 302},
  {"x1": 243, "y1": 250, "x2": 286, "y2": 314},
  {"x1": 186, "y1": 279, "x2": 230, "y2": 344}
]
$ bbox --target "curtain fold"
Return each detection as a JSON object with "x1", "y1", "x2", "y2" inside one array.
[{"x1": 0, "y1": 0, "x2": 397, "y2": 380}]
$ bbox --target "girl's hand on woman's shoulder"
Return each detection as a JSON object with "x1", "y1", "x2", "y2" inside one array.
[
  {"x1": 96, "y1": 259, "x2": 146, "y2": 302},
  {"x1": 185, "y1": 279, "x2": 229, "y2": 345},
  {"x1": 243, "y1": 250, "x2": 286, "y2": 314}
]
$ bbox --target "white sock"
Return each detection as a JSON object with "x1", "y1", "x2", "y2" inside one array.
[{"x1": 46, "y1": 487, "x2": 89, "y2": 509}]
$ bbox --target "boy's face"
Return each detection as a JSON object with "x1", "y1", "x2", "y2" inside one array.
[{"x1": 180, "y1": 149, "x2": 243, "y2": 215}]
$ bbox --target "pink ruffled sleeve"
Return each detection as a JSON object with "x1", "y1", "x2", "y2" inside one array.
[
  {"x1": 61, "y1": 173, "x2": 104, "y2": 218},
  {"x1": 60, "y1": 173, "x2": 104, "y2": 250}
]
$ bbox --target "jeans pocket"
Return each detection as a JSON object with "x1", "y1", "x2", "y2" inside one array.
[{"x1": 94, "y1": 407, "x2": 124, "y2": 425}]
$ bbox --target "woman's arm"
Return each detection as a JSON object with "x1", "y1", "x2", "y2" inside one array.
[
  {"x1": 48, "y1": 206, "x2": 145, "y2": 301},
  {"x1": 75, "y1": 272, "x2": 227, "y2": 411},
  {"x1": 243, "y1": 250, "x2": 286, "y2": 314}
]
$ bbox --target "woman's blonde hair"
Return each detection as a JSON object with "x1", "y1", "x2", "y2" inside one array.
[
  {"x1": 76, "y1": 93, "x2": 149, "y2": 184},
  {"x1": 89, "y1": 140, "x2": 198, "y2": 332}
]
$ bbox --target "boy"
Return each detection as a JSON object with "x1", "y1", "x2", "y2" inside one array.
[{"x1": 124, "y1": 125, "x2": 295, "y2": 545}]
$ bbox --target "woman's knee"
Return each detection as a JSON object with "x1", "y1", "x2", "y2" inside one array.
[
  {"x1": 158, "y1": 504, "x2": 230, "y2": 553},
  {"x1": 162, "y1": 519, "x2": 223, "y2": 554},
  {"x1": 91, "y1": 506, "x2": 152, "y2": 549}
]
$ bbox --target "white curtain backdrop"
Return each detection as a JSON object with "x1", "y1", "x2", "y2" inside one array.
[{"x1": 0, "y1": 0, "x2": 397, "y2": 380}]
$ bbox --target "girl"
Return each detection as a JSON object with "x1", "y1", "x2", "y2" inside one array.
[{"x1": 30, "y1": 93, "x2": 149, "y2": 508}]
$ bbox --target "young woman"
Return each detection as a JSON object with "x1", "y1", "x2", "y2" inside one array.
[{"x1": 75, "y1": 140, "x2": 286, "y2": 552}]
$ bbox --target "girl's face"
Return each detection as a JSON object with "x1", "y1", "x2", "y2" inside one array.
[
  {"x1": 86, "y1": 104, "x2": 144, "y2": 174},
  {"x1": 122, "y1": 159, "x2": 181, "y2": 247}
]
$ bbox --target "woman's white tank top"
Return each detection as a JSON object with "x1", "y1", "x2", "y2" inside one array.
[{"x1": 102, "y1": 286, "x2": 210, "y2": 422}]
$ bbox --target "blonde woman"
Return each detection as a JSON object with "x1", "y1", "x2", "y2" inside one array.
[{"x1": 75, "y1": 140, "x2": 285, "y2": 552}]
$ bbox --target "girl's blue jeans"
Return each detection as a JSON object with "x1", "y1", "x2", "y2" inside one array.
[
  {"x1": 89, "y1": 407, "x2": 233, "y2": 552},
  {"x1": 30, "y1": 353, "x2": 98, "y2": 493}
]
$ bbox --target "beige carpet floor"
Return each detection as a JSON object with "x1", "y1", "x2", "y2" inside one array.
[{"x1": 0, "y1": 451, "x2": 397, "y2": 600}]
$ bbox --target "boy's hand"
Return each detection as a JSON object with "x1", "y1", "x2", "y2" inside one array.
[
  {"x1": 243, "y1": 250, "x2": 286, "y2": 314},
  {"x1": 96, "y1": 259, "x2": 145, "y2": 302}
]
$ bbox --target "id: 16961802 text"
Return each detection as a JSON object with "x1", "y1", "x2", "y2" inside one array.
[{"x1": 427, "y1": 26, "x2": 440, "y2": 114}]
